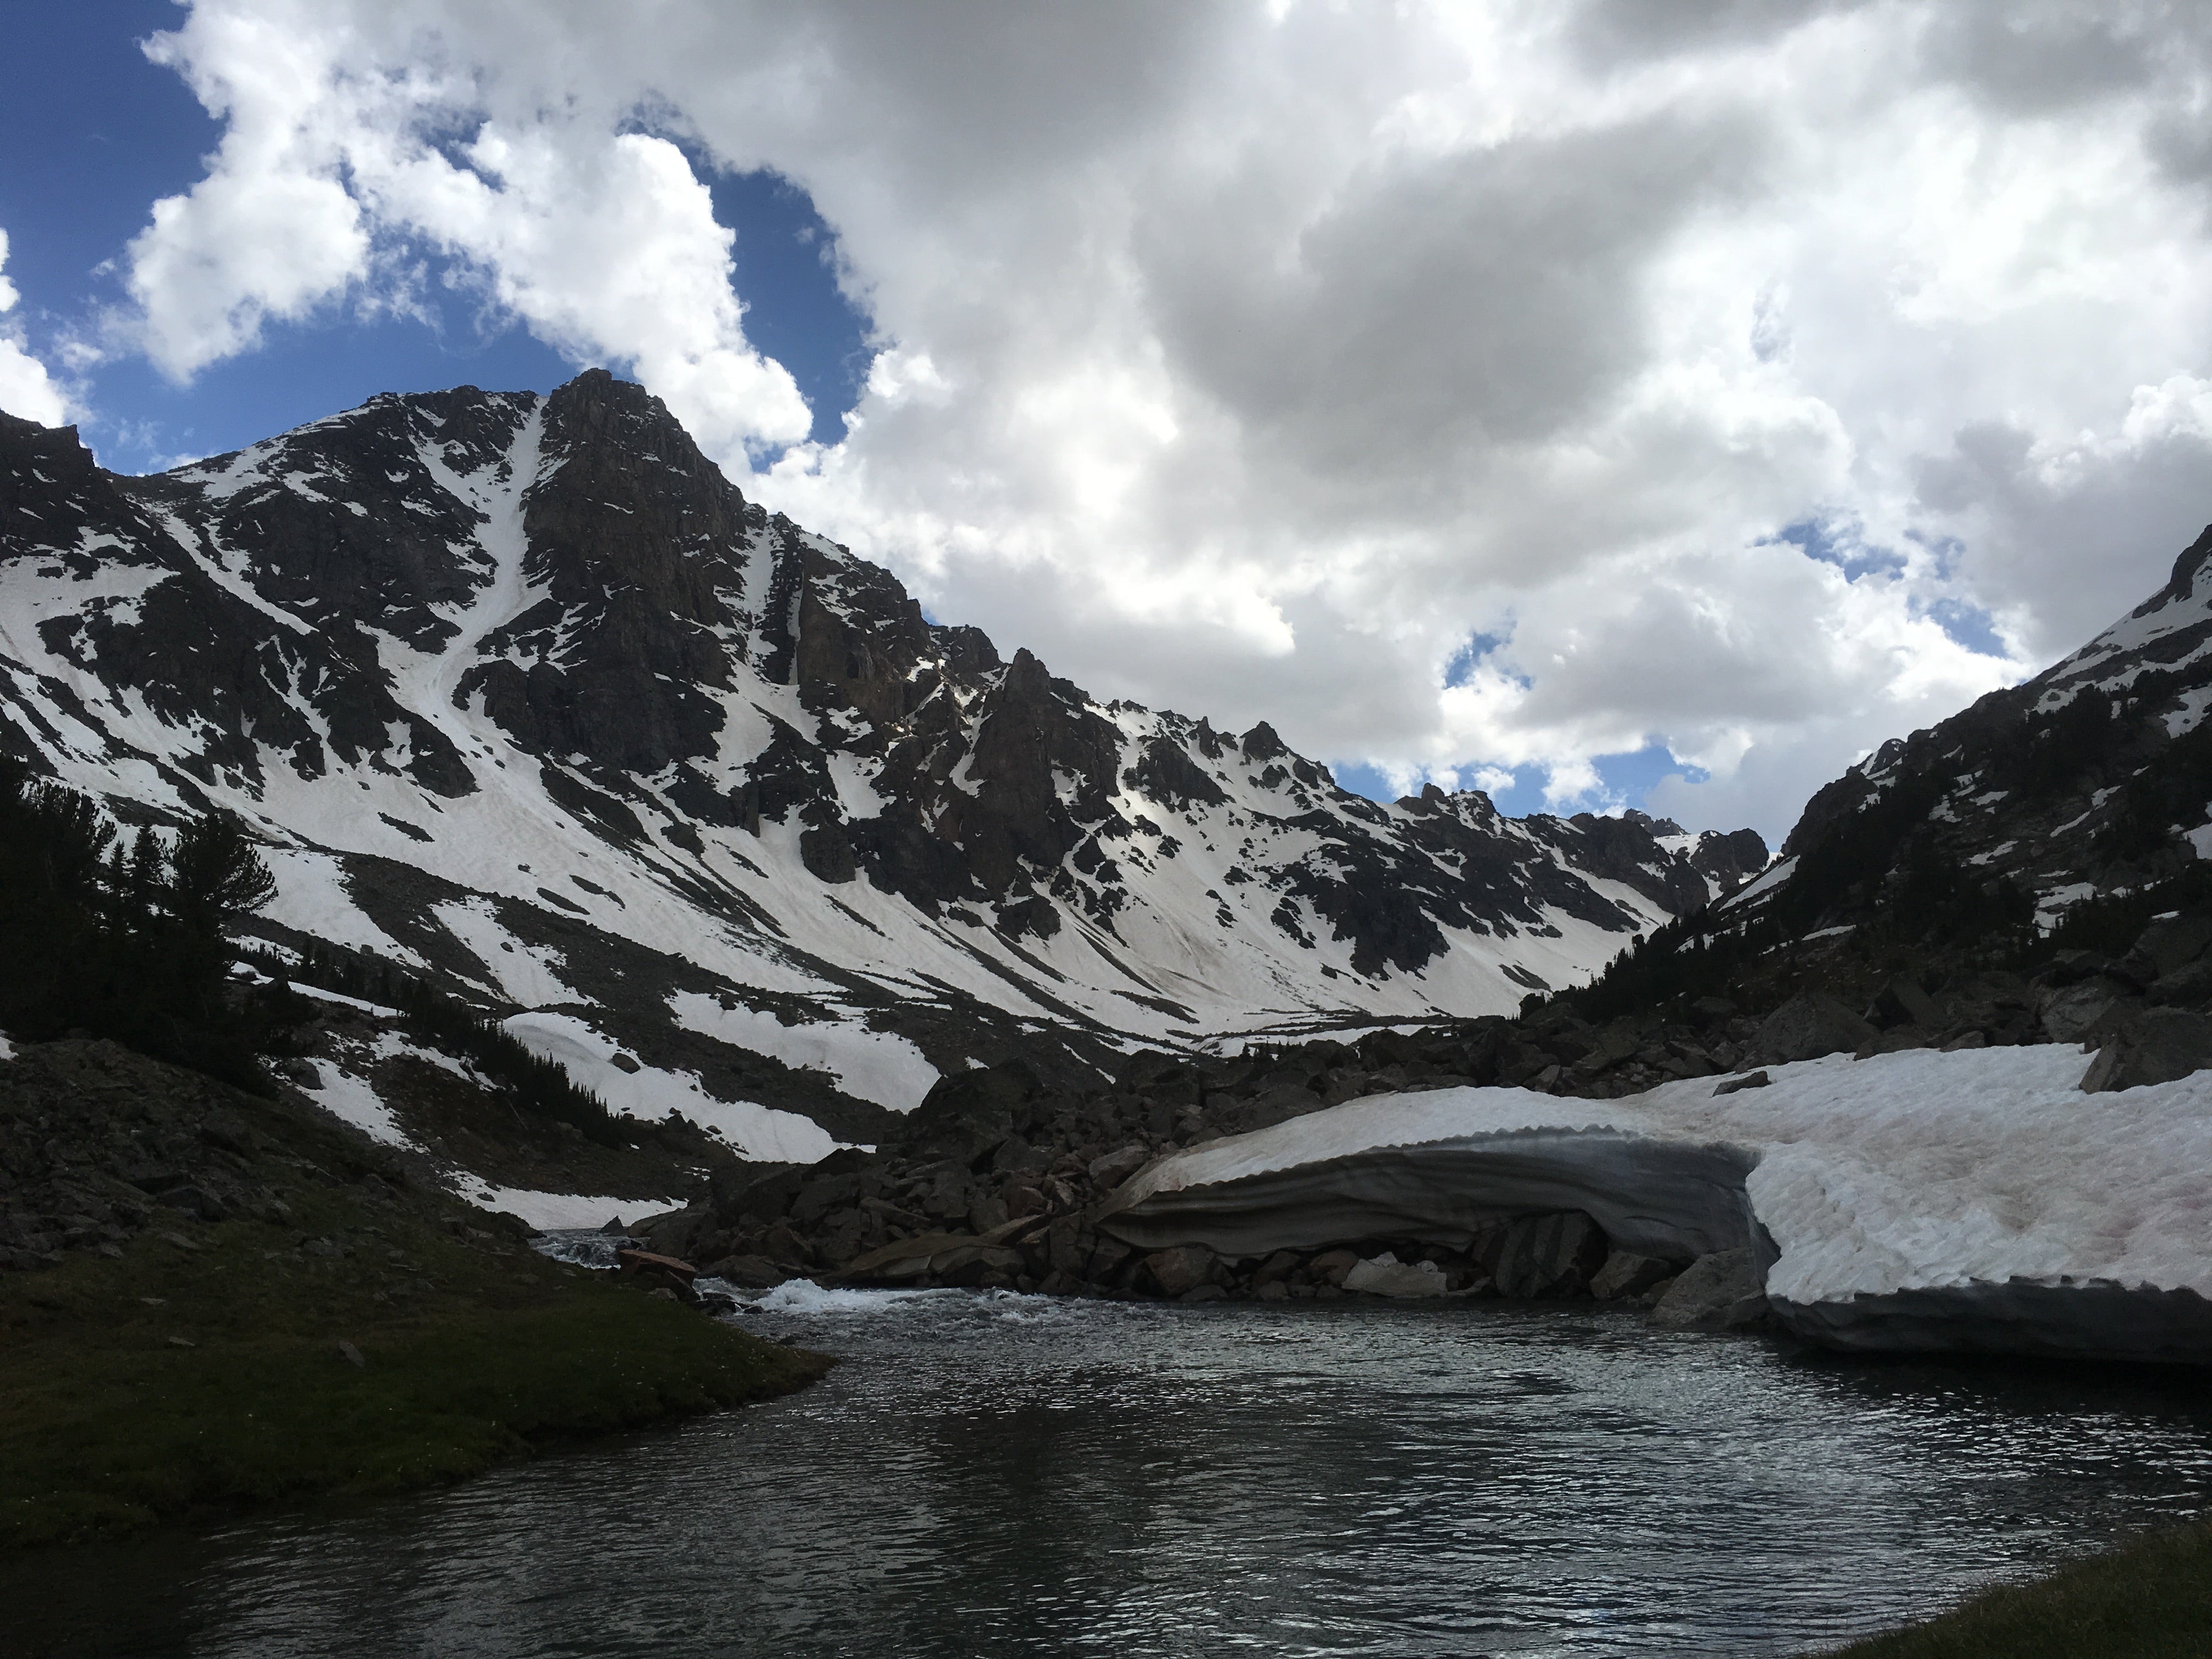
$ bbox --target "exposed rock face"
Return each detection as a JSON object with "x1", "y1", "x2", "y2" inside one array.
[
  {"x1": 1590, "y1": 1249, "x2": 1675, "y2": 1301},
  {"x1": 2080, "y1": 1008, "x2": 2212, "y2": 1092},
  {"x1": 1742, "y1": 522, "x2": 2212, "y2": 936},
  {"x1": 1142, "y1": 1245, "x2": 1219, "y2": 1297},
  {"x1": 0, "y1": 377, "x2": 1765, "y2": 1150}
]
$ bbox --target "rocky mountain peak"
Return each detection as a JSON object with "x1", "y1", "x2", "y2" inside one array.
[
  {"x1": 2126, "y1": 521, "x2": 2212, "y2": 623},
  {"x1": 1748, "y1": 521, "x2": 2212, "y2": 941},
  {"x1": 0, "y1": 371, "x2": 1768, "y2": 1155}
]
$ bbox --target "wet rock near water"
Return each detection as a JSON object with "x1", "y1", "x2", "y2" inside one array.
[
  {"x1": 1650, "y1": 1249, "x2": 1769, "y2": 1330},
  {"x1": 622, "y1": 904, "x2": 2212, "y2": 1332}
]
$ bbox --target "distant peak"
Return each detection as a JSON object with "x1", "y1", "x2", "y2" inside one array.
[{"x1": 2129, "y1": 522, "x2": 2212, "y2": 620}]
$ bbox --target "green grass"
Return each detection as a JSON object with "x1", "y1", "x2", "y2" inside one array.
[
  {"x1": 1827, "y1": 1521, "x2": 2212, "y2": 1657},
  {"x1": 0, "y1": 1184, "x2": 828, "y2": 1549}
]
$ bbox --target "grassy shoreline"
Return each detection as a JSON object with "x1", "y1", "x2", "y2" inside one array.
[
  {"x1": 0, "y1": 1189, "x2": 828, "y2": 1550},
  {"x1": 1823, "y1": 1519, "x2": 2212, "y2": 1657}
]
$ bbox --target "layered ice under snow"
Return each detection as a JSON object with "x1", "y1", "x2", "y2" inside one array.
[{"x1": 1101, "y1": 1045, "x2": 2212, "y2": 1359}]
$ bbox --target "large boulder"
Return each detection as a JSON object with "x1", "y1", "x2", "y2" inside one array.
[
  {"x1": 2149, "y1": 957, "x2": 2212, "y2": 1007},
  {"x1": 700, "y1": 1252, "x2": 788, "y2": 1289},
  {"x1": 1086, "y1": 1143, "x2": 1150, "y2": 1189},
  {"x1": 895, "y1": 1059, "x2": 1040, "y2": 1166},
  {"x1": 1142, "y1": 1244, "x2": 1220, "y2": 1297},
  {"x1": 1865, "y1": 976, "x2": 1939, "y2": 1030},
  {"x1": 1342, "y1": 1254, "x2": 1449, "y2": 1298},
  {"x1": 2039, "y1": 977, "x2": 2135, "y2": 1044},
  {"x1": 1751, "y1": 992, "x2": 1876, "y2": 1066},
  {"x1": 707, "y1": 1162, "x2": 806, "y2": 1227},
  {"x1": 1651, "y1": 1249, "x2": 1768, "y2": 1330},
  {"x1": 2080, "y1": 1008, "x2": 2212, "y2": 1092},
  {"x1": 2110, "y1": 914, "x2": 2212, "y2": 989},
  {"x1": 1590, "y1": 1249, "x2": 1676, "y2": 1301},
  {"x1": 1489, "y1": 1211, "x2": 1608, "y2": 1298}
]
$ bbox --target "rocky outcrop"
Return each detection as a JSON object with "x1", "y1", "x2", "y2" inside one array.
[
  {"x1": 1750, "y1": 993, "x2": 1876, "y2": 1066},
  {"x1": 1650, "y1": 1249, "x2": 1768, "y2": 1330},
  {"x1": 1743, "y1": 523, "x2": 2212, "y2": 939}
]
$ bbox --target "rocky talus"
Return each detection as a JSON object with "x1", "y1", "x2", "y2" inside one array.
[
  {"x1": 0, "y1": 1037, "x2": 569, "y2": 1283},
  {"x1": 627, "y1": 901, "x2": 2212, "y2": 1316}
]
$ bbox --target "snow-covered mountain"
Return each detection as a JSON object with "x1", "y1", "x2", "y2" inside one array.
[
  {"x1": 0, "y1": 371, "x2": 1764, "y2": 1154},
  {"x1": 1739, "y1": 523, "x2": 2212, "y2": 931}
]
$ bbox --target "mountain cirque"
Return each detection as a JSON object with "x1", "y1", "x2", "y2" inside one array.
[{"x1": 0, "y1": 371, "x2": 1762, "y2": 1159}]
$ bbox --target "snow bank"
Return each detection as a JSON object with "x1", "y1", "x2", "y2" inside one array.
[
  {"x1": 461, "y1": 1182, "x2": 681, "y2": 1232},
  {"x1": 1101, "y1": 1046, "x2": 2212, "y2": 1361},
  {"x1": 301, "y1": 1058, "x2": 409, "y2": 1147}
]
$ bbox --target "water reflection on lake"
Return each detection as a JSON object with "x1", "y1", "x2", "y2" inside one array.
[{"x1": 12, "y1": 1286, "x2": 2212, "y2": 1658}]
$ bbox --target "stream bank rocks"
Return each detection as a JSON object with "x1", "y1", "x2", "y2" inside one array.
[
  {"x1": 634, "y1": 1043, "x2": 1760, "y2": 1324},
  {"x1": 630, "y1": 905, "x2": 2212, "y2": 1333}
]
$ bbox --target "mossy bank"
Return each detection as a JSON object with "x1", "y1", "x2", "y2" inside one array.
[
  {"x1": 0, "y1": 1039, "x2": 827, "y2": 1550},
  {"x1": 1824, "y1": 1518, "x2": 2212, "y2": 1658}
]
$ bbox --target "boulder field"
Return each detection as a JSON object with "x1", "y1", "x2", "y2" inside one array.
[{"x1": 630, "y1": 955, "x2": 2212, "y2": 1361}]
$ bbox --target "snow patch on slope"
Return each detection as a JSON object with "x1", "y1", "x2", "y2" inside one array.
[
  {"x1": 301, "y1": 1057, "x2": 408, "y2": 1147},
  {"x1": 459, "y1": 1182, "x2": 681, "y2": 1231},
  {"x1": 433, "y1": 898, "x2": 575, "y2": 1004},
  {"x1": 668, "y1": 991, "x2": 939, "y2": 1113},
  {"x1": 503, "y1": 1011, "x2": 840, "y2": 1163}
]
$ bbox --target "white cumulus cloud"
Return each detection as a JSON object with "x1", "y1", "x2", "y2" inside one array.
[
  {"x1": 112, "y1": 0, "x2": 2212, "y2": 840},
  {"x1": 0, "y1": 230, "x2": 70, "y2": 427}
]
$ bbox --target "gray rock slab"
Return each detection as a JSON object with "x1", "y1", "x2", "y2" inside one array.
[
  {"x1": 1751, "y1": 993, "x2": 1876, "y2": 1066},
  {"x1": 2081, "y1": 1007, "x2": 2212, "y2": 1091},
  {"x1": 2039, "y1": 978, "x2": 2131, "y2": 1043},
  {"x1": 1591, "y1": 1249, "x2": 1677, "y2": 1301},
  {"x1": 1650, "y1": 1249, "x2": 1768, "y2": 1330},
  {"x1": 1143, "y1": 1244, "x2": 1218, "y2": 1297}
]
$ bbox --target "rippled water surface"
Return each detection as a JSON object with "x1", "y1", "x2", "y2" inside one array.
[{"x1": 13, "y1": 1284, "x2": 2212, "y2": 1658}]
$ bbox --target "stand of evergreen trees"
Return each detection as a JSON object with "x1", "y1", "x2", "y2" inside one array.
[
  {"x1": 0, "y1": 758, "x2": 641, "y2": 1140},
  {"x1": 245, "y1": 938, "x2": 642, "y2": 1149},
  {"x1": 0, "y1": 760, "x2": 297, "y2": 1091}
]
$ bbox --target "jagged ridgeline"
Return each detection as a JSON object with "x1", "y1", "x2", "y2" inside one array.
[
  {"x1": 0, "y1": 374, "x2": 1764, "y2": 1152},
  {"x1": 1568, "y1": 524, "x2": 2212, "y2": 1023}
]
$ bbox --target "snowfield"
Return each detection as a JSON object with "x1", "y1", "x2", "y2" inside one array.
[
  {"x1": 459, "y1": 1182, "x2": 680, "y2": 1232},
  {"x1": 1101, "y1": 1045, "x2": 2212, "y2": 1359}
]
